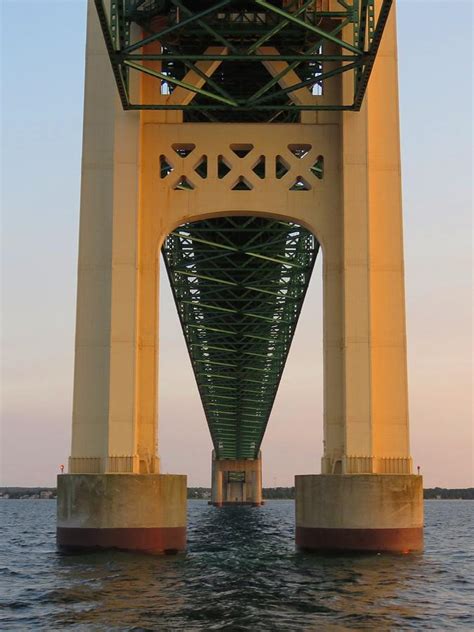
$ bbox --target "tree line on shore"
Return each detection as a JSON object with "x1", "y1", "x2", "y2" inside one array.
[
  {"x1": 2, "y1": 487, "x2": 473, "y2": 500},
  {"x1": 423, "y1": 487, "x2": 474, "y2": 500}
]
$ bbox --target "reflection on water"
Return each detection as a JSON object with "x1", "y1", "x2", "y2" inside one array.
[{"x1": 0, "y1": 500, "x2": 472, "y2": 630}]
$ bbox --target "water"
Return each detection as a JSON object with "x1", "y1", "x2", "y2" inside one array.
[{"x1": 0, "y1": 500, "x2": 472, "y2": 631}]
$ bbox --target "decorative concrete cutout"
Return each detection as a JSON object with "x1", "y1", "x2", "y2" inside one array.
[
  {"x1": 310, "y1": 155, "x2": 324, "y2": 180},
  {"x1": 171, "y1": 143, "x2": 196, "y2": 158},
  {"x1": 275, "y1": 155, "x2": 290, "y2": 179},
  {"x1": 160, "y1": 155, "x2": 174, "y2": 179},
  {"x1": 288, "y1": 144, "x2": 312, "y2": 159},
  {"x1": 289, "y1": 176, "x2": 311, "y2": 191},
  {"x1": 194, "y1": 155, "x2": 208, "y2": 179},
  {"x1": 252, "y1": 155, "x2": 265, "y2": 179},
  {"x1": 218, "y1": 155, "x2": 232, "y2": 179},
  {"x1": 232, "y1": 176, "x2": 253, "y2": 191},
  {"x1": 174, "y1": 176, "x2": 195, "y2": 191},
  {"x1": 230, "y1": 144, "x2": 254, "y2": 158}
]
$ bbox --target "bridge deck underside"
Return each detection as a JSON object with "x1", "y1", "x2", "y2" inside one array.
[
  {"x1": 95, "y1": 0, "x2": 393, "y2": 119},
  {"x1": 162, "y1": 216, "x2": 318, "y2": 460}
]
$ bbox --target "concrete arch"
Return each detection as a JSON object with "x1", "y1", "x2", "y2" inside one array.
[{"x1": 157, "y1": 210, "x2": 325, "y2": 255}]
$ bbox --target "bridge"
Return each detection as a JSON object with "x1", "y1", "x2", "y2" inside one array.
[{"x1": 57, "y1": 0, "x2": 423, "y2": 553}]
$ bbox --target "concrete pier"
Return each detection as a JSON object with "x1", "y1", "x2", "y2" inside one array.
[
  {"x1": 295, "y1": 475, "x2": 423, "y2": 552},
  {"x1": 211, "y1": 451, "x2": 263, "y2": 506},
  {"x1": 57, "y1": 474, "x2": 187, "y2": 553}
]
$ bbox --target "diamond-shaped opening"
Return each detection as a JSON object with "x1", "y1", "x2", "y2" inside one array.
[
  {"x1": 230, "y1": 144, "x2": 254, "y2": 158},
  {"x1": 174, "y1": 176, "x2": 195, "y2": 191},
  {"x1": 232, "y1": 176, "x2": 253, "y2": 191},
  {"x1": 252, "y1": 155, "x2": 265, "y2": 179},
  {"x1": 289, "y1": 176, "x2": 311, "y2": 191},
  {"x1": 288, "y1": 144, "x2": 312, "y2": 159},
  {"x1": 172, "y1": 143, "x2": 196, "y2": 158},
  {"x1": 218, "y1": 155, "x2": 232, "y2": 179},
  {"x1": 194, "y1": 155, "x2": 208, "y2": 179},
  {"x1": 160, "y1": 155, "x2": 174, "y2": 179},
  {"x1": 276, "y1": 155, "x2": 290, "y2": 179},
  {"x1": 310, "y1": 155, "x2": 324, "y2": 180}
]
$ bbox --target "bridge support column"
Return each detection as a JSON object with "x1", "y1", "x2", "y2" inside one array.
[
  {"x1": 296, "y1": 6, "x2": 423, "y2": 553},
  {"x1": 211, "y1": 451, "x2": 263, "y2": 506},
  {"x1": 57, "y1": 474, "x2": 187, "y2": 553},
  {"x1": 57, "y1": 3, "x2": 187, "y2": 553},
  {"x1": 295, "y1": 475, "x2": 423, "y2": 552}
]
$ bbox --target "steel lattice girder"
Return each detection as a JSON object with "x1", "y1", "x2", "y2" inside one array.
[
  {"x1": 94, "y1": 0, "x2": 392, "y2": 121},
  {"x1": 162, "y1": 216, "x2": 318, "y2": 459}
]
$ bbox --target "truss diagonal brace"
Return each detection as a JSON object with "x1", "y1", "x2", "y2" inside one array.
[
  {"x1": 124, "y1": 60, "x2": 238, "y2": 107},
  {"x1": 255, "y1": 0, "x2": 362, "y2": 55},
  {"x1": 257, "y1": 47, "x2": 314, "y2": 106},
  {"x1": 167, "y1": 47, "x2": 229, "y2": 106},
  {"x1": 172, "y1": 0, "x2": 239, "y2": 54},
  {"x1": 247, "y1": 0, "x2": 314, "y2": 54},
  {"x1": 124, "y1": 0, "x2": 233, "y2": 54}
]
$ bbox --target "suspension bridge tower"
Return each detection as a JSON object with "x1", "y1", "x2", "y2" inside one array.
[{"x1": 57, "y1": 0, "x2": 423, "y2": 553}]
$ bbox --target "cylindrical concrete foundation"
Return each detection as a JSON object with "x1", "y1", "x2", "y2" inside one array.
[
  {"x1": 57, "y1": 474, "x2": 187, "y2": 553},
  {"x1": 295, "y1": 474, "x2": 423, "y2": 552}
]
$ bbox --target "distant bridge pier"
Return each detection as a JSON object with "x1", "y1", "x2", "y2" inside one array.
[{"x1": 211, "y1": 451, "x2": 263, "y2": 506}]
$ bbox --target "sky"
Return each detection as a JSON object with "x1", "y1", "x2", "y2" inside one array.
[{"x1": 1, "y1": 0, "x2": 472, "y2": 488}]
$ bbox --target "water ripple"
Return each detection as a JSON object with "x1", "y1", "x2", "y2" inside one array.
[{"x1": 0, "y1": 500, "x2": 472, "y2": 630}]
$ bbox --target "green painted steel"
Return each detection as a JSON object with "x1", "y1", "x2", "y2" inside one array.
[
  {"x1": 94, "y1": 0, "x2": 392, "y2": 121},
  {"x1": 162, "y1": 217, "x2": 318, "y2": 459}
]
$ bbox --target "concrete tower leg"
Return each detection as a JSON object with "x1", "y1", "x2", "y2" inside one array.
[
  {"x1": 57, "y1": 2, "x2": 187, "y2": 553},
  {"x1": 211, "y1": 451, "x2": 263, "y2": 506},
  {"x1": 295, "y1": 5, "x2": 423, "y2": 552}
]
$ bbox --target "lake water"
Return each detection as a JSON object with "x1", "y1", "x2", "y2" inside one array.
[{"x1": 0, "y1": 500, "x2": 472, "y2": 630}]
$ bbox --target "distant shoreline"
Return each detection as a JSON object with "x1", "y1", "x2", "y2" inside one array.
[{"x1": 1, "y1": 486, "x2": 473, "y2": 501}]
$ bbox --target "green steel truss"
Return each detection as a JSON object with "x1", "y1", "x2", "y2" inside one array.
[
  {"x1": 162, "y1": 217, "x2": 318, "y2": 459},
  {"x1": 95, "y1": 0, "x2": 392, "y2": 121}
]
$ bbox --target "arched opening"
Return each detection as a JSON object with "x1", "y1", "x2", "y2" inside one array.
[{"x1": 158, "y1": 215, "x2": 323, "y2": 493}]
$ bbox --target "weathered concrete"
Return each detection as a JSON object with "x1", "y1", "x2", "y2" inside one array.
[
  {"x1": 295, "y1": 474, "x2": 423, "y2": 552},
  {"x1": 57, "y1": 474, "x2": 187, "y2": 553},
  {"x1": 211, "y1": 451, "x2": 263, "y2": 506}
]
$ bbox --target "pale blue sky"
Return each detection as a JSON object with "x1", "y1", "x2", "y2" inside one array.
[{"x1": 1, "y1": 1, "x2": 472, "y2": 487}]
